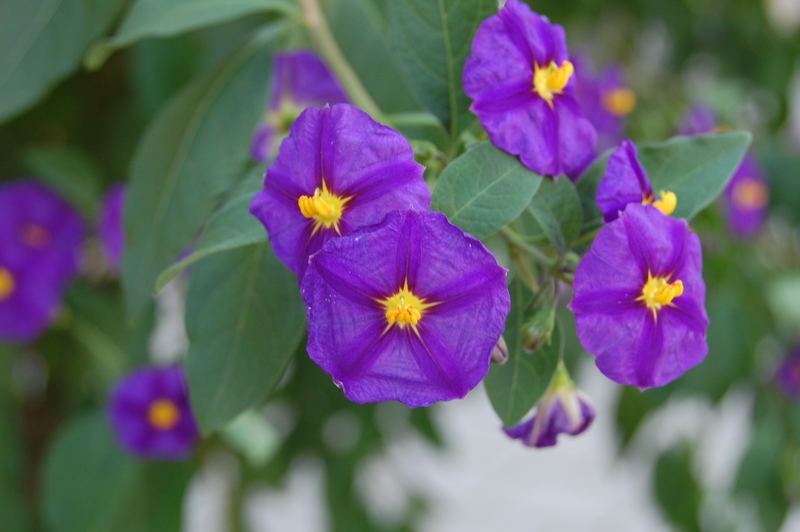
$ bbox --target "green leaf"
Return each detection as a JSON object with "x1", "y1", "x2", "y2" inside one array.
[
  {"x1": 387, "y1": 0, "x2": 494, "y2": 137},
  {"x1": 484, "y1": 280, "x2": 561, "y2": 427},
  {"x1": 0, "y1": 356, "x2": 31, "y2": 531},
  {"x1": 23, "y1": 146, "x2": 104, "y2": 217},
  {"x1": 185, "y1": 242, "x2": 305, "y2": 434},
  {"x1": 155, "y1": 165, "x2": 267, "y2": 291},
  {"x1": 122, "y1": 29, "x2": 278, "y2": 317},
  {"x1": 431, "y1": 142, "x2": 542, "y2": 239},
  {"x1": 0, "y1": 0, "x2": 127, "y2": 122},
  {"x1": 521, "y1": 178, "x2": 582, "y2": 256},
  {"x1": 653, "y1": 445, "x2": 702, "y2": 532},
  {"x1": 612, "y1": 386, "x2": 670, "y2": 451},
  {"x1": 577, "y1": 132, "x2": 751, "y2": 224}
]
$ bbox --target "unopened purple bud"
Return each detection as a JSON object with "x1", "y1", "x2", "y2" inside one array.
[{"x1": 492, "y1": 335, "x2": 509, "y2": 364}]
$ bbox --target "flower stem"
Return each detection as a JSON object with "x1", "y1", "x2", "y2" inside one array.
[
  {"x1": 501, "y1": 227, "x2": 555, "y2": 267},
  {"x1": 298, "y1": 0, "x2": 384, "y2": 121}
]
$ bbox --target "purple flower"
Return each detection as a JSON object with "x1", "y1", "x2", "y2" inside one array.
[
  {"x1": 109, "y1": 365, "x2": 199, "y2": 460},
  {"x1": 776, "y1": 348, "x2": 800, "y2": 400},
  {"x1": 723, "y1": 153, "x2": 768, "y2": 238},
  {"x1": 250, "y1": 104, "x2": 430, "y2": 278},
  {"x1": 569, "y1": 204, "x2": 709, "y2": 388},
  {"x1": 595, "y1": 140, "x2": 677, "y2": 222},
  {"x1": 463, "y1": 0, "x2": 596, "y2": 179},
  {"x1": 678, "y1": 104, "x2": 717, "y2": 136},
  {"x1": 99, "y1": 183, "x2": 125, "y2": 271},
  {"x1": 504, "y1": 365, "x2": 594, "y2": 448},
  {"x1": 251, "y1": 50, "x2": 348, "y2": 163},
  {"x1": 301, "y1": 210, "x2": 510, "y2": 407},
  {"x1": 0, "y1": 180, "x2": 84, "y2": 282}
]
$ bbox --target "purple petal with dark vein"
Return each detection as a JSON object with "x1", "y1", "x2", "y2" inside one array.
[{"x1": 596, "y1": 139, "x2": 652, "y2": 222}]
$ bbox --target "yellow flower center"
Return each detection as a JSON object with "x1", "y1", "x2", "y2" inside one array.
[
  {"x1": 602, "y1": 87, "x2": 636, "y2": 116},
  {"x1": 643, "y1": 190, "x2": 678, "y2": 216},
  {"x1": 533, "y1": 60, "x2": 574, "y2": 106},
  {"x1": 297, "y1": 181, "x2": 351, "y2": 235},
  {"x1": 0, "y1": 267, "x2": 15, "y2": 301},
  {"x1": 147, "y1": 398, "x2": 181, "y2": 431},
  {"x1": 637, "y1": 271, "x2": 683, "y2": 318},
  {"x1": 732, "y1": 178, "x2": 768, "y2": 210},
  {"x1": 379, "y1": 280, "x2": 436, "y2": 333},
  {"x1": 22, "y1": 224, "x2": 51, "y2": 248}
]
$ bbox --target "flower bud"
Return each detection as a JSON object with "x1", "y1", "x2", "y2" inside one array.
[
  {"x1": 521, "y1": 308, "x2": 555, "y2": 353},
  {"x1": 491, "y1": 335, "x2": 509, "y2": 364}
]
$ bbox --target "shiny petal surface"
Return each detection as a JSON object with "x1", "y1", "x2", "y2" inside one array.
[{"x1": 595, "y1": 139, "x2": 652, "y2": 222}]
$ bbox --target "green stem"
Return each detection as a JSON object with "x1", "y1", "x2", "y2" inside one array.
[
  {"x1": 298, "y1": 0, "x2": 383, "y2": 121},
  {"x1": 501, "y1": 227, "x2": 555, "y2": 267}
]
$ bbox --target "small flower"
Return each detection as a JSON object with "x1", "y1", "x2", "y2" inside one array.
[
  {"x1": 0, "y1": 253, "x2": 65, "y2": 343},
  {"x1": 569, "y1": 204, "x2": 709, "y2": 388},
  {"x1": 301, "y1": 210, "x2": 510, "y2": 407},
  {"x1": 251, "y1": 50, "x2": 348, "y2": 162},
  {"x1": 109, "y1": 366, "x2": 199, "y2": 460},
  {"x1": 595, "y1": 139, "x2": 677, "y2": 223},
  {"x1": 99, "y1": 183, "x2": 125, "y2": 271},
  {"x1": 249, "y1": 104, "x2": 430, "y2": 277},
  {"x1": 0, "y1": 180, "x2": 84, "y2": 283},
  {"x1": 776, "y1": 348, "x2": 800, "y2": 400},
  {"x1": 504, "y1": 363, "x2": 594, "y2": 448},
  {"x1": 678, "y1": 104, "x2": 717, "y2": 136},
  {"x1": 463, "y1": 0, "x2": 596, "y2": 178},
  {"x1": 723, "y1": 153, "x2": 768, "y2": 238}
]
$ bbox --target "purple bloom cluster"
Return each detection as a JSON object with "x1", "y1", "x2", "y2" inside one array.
[
  {"x1": 109, "y1": 365, "x2": 199, "y2": 460},
  {"x1": 463, "y1": 0, "x2": 596, "y2": 179},
  {"x1": 251, "y1": 102, "x2": 510, "y2": 406},
  {"x1": 0, "y1": 180, "x2": 84, "y2": 342},
  {"x1": 251, "y1": 50, "x2": 348, "y2": 163}
]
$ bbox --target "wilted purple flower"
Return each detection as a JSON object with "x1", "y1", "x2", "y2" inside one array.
[
  {"x1": 109, "y1": 366, "x2": 199, "y2": 460},
  {"x1": 99, "y1": 183, "x2": 125, "y2": 271},
  {"x1": 595, "y1": 140, "x2": 677, "y2": 222},
  {"x1": 723, "y1": 153, "x2": 768, "y2": 238},
  {"x1": 504, "y1": 364, "x2": 594, "y2": 448},
  {"x1": 569, "y1": 204, "x2": 708, "y2": 388},
  {"x1": 776, "y1": 348, "x2": 800, "y2": 400},
  {"x1": 463, "y1": 0, "x2": 596, "y2": 179},
  {"x1": 678, "y1": 104, "x2": 717, "y2": 136},
  {"x1": 0, "y1": 180, "x2": 84, "y2": 282},
  {"x1": 251, "y1": 50, "x2": 348, "y2": 162},
  {"x1": 250, "y1": 104, "x2": 430, "y2": 278},
  {"x1": 301, "y1": 210, "x2": 510, "y2": 407}
]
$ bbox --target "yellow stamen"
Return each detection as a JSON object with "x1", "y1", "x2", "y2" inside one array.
[
  {"x1": 22, "y1": 224, "x2": 51, "y2": 248},
  {"x1": 533, "y1": 60, "x2": 574, "y2": 106},
  {"x1": 643, "y1": 190, "x2": 677, "y2": 216},
  {"x1": 637, "y1": 271, "x2": 683, "y2": 319},
  {"x1": 379, "y1": 279, "x2": 437, "y2": 332},
  {"x1": 0, "y1": 267, "x2": 15, "y2": 301},
  {"x1": 147, "y1": 399, "x2": 180, "y2": 431},
  {"x1": 297, "y1": 181, "x2": 351, "y2": 235},
  {"x1": 711, "y1": 125, "x2": 732, "y2": 132},
  {"x1": 602, "y1": 87, "x2": 636, "y2": 116},
  {"x1": 732, "y1": 179, "x2": 768, "y2": 210}
]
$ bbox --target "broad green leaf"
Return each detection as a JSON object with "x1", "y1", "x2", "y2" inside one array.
[
  {"x1": 155, "y1": 165, "x2": 267, "y2": 291},
  {"x1": 387, "y1": 0, "x2": 494, "y2": 137},
  {"x1": 431, "y1": 142, "x2": 542, "y2": 239},
  {"x1": 577, "y1": 132, "x2": 751, "y2": 224},
  {"x1": 613, "y1": 386, "x2": 670, "y2": 451},
  {"x1": 0, "y1": 355, "x2": 31, "y2": 531},
  {"x1": 23, "y1": 146, "x2": 104, "y2": 217},
  {"x1": 521, "y1": 178, "x2": 582, "y2": 257},
  {"x1": 185, "y1": 242, "x2": 305, "y2": 434},
  {"x1": 122, "y1": 28, "x2": 278, "y2": 317},
  {"x1": 653, "y1": 446, "x2": 702, "y2": 532},
  {"x1": 0, "y1": 0, "x2": 126, "y2": 122},
  {"x1": 484, "y1": 280, "x2": 561, "y2": 427}
]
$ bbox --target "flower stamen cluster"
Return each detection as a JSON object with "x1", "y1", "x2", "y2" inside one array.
[
  {"x1": 533, "y1": 60, "x2": 574, "y2": 106},
  {"x1": 21, "y1": 223, "x2": 52, "y2": 248},
  {"x1": 642, "y1": 190, "x2": 678, "y2": 216},
  {"x1": 297, "y1": 181, "x2": 351, "y2": 235},
  {"x1": 0, "y1": 267, "x2": 15, "y2": 300},
  {"x1": 380, "y1": 280, "x2": 435, "y2": 331},
  {"x1": 147, "y1": 398, "x2": 181, "y2": 431},
  {"x1": 637, "y1": 271, "x2": 684, "y2": 318},
  {"x1": 732, "y1": 178, "x2": 768, "y2": 209},
  {"x1": 601, "y1": 87, "x2": 636, "y2": 116}
]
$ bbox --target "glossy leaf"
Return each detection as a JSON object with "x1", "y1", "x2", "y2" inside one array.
[
  {"x1": 387, "y1": 0, "x2": 494, "y2": 136},
  {"x1": 185, "y1": 242, "x2": 305, "y2": 434},
  {"x1": 431, "y1": 142, "x2": 542, "y2": 239},
  {"x1": 0, "y1": 0, "x2": 126, "y2": 122},
  {"x1": 521, "y1": 178, "x2": 582, "y2": 257},
  {"x1": 484, "y1": 280, "x2": 561, "y2": 427},
  {"x1": 122, "y1": 29, "x2": 277, "y2": 317}
]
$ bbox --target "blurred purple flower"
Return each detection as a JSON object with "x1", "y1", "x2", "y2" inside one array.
[
  {"x1": 596, "y1": 139, "x2": 677, "y2": 222},
  {"x1": 109, "y1": 365, "x2": 199, "y2": 460},
  {"x1": 723, "y1": 153, "x2": 768, "y2": 238},
  {"x1": 251, "y1": 50, "x2": 348, "y2": 163},
  {"x1": 301, "y1": 210, "x2": 510, "y2": 407},
  {"x1": 99, "y1": 183, "x2": 125, "y2": 271},
  {"x1": 463, "y1": 0, "x2": 596, "y2": 179},
  {"x1": 504, "y1": 364, "x2": 594, "y2": 448},
  {"x1": 250, "y1": 104, "x2": 430, "y2": 278},
  {"x1": 776, "y1": 348, "x2": 800, "y2": 400},
  {"x1": 678, "y1": 104, "x2": 717, "y2": 135},
  {"x1": 569, "y1": 204, "x2": 708, "y2": 388}
]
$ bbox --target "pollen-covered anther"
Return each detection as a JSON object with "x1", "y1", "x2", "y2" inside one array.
[
  {"x1": 602, "y1": 87, "x2": 636, "y2": 116},
  {"x1": 643, "y1": 190, "x2": 677, "y2": 216},
  {"x1": 0, "y1": 267, "x2": 15, "y2": 301},
  {"x1": 638, "y1": 272, "x2": 683, "y2": 317},
  {"x1": 297, "y1": 182, "x2": 350, "y2": 234},
  {"x1": 148, "y1": 398, "x2": 181, "y2": 431},
  {"x1": 733, "y1": 179, "x2": 768, "y2": 209},
  {"x1": 380, "y1": 280, "x2": 435, "y2": 330},
  {"x1": 533, "y1": 60, "x2": 574, "y2": 105},
  {"x1": 22, "y1": 224, "x2": 51, "y2": 248}
]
